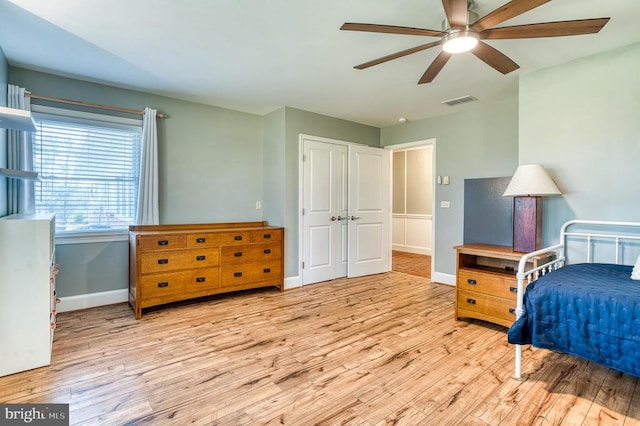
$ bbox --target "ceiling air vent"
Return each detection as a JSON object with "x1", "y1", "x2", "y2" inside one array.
[{"x1": 441, "y1": 95, "x2": 477, "y2": 106}]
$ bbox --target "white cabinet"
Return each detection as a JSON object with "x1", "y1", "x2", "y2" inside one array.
[{"x1": 0, "y1": 213, "x2": 57, "y2": 377}]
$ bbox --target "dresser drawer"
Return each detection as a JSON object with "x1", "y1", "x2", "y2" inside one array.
[
  {"x1": 220, "y1": 260, "x2": 282, "y2": 287},
  {"x1": 457, "y1": 290, "x2": 517, "y2": 326},
  {"x1": 457, "y1": 269, "x2": 518, "y2": 300},
  {"x1": 138, "y1": 234, "x2": 187, "y2": 251},
  {"x1": 140, "y1": 248, "x2": 220, "y2": 273},
  {"x1": 186, "y1": 231, "x2": 252, "y2": 248},
  {"x1": 183, "y1": 268, "x2": 220, "y2": 295},
  {"x1": 140, "y1": 271, "x2": 187, "y2": 299},
  {"x1": 251, "y1": 229, "x2": 283, "y2": 243},
  {"x1": 220, "y1": 243, "x2": 282, "y2": 264}
]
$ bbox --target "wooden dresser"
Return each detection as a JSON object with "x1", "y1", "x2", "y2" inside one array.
[
  {"x1": 454, "y1": 244, "x2": 553, "y2": 328},
  {"x1": 129, "y1": 221, "x2": 284, "y2": 319}
]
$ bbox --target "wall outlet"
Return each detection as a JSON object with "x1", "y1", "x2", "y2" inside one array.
[
  {"x1": 256, "y1": 201, "x2": 262, "y2": 210},
  {"x1": 440, "y1": 201, "x2": 450, "y2": 208}
]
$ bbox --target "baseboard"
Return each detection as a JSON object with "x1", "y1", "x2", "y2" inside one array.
[
  {"x1": 392, "y1": 245, "x2": 432, "y2": 255},
  {"x1": 432, "y1": 271, "x2": 455, "y2": 286},
  {"x1": 284, "y1": 275, "x2": 302, "y2": 290},
  {"x1": 57, "y1": 289, "x2": 128, "y2": 313}
]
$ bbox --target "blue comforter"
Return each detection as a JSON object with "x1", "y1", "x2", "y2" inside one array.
[{"x1": 508, "y1": 263, "x2": 640, "y2": 378}]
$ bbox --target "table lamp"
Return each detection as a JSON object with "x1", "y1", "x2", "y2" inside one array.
[{"x1": 503, "y1": 164, "x2": 561, "y2": 253}]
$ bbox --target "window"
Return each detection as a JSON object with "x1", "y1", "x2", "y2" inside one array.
[{"x1": 32, "y1": 106, "x2": 142, "y2": 236}]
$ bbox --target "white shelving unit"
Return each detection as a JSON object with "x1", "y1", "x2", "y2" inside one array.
[{"x1": 0, "y1": 213, "x2": 57, "y2": 377}]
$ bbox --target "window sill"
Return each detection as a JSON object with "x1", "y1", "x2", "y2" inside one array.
[{"x1": 55, "y1": 229, "x2": 129, "y2": 245}]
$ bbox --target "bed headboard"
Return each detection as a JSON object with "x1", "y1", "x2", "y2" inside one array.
[{"x1": 561, "y1": 220, "x2": 640, "y2": 266}]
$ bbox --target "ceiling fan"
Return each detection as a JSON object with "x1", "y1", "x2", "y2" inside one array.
[{"x1": 340, "y1": 0, "x2": 610, "y2": 84}]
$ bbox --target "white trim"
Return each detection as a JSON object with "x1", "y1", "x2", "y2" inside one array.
[
  {"x1": 298, "y1": 134, "x2": 366, "y2": 286},
  {"x1": 57, "y1": 288, "x2": 128, "y2": 312},
  {"x1": 284, "y1": 275, "x2": 302, "y2": 290},
  {"x1": 386, "y1": 139, "x2": 437, "y2": 280},
  {"x1": 55, "y1": 230, "x2": 129, "y2": 245},
  {"x1": 432, "y1": 271, "x2": 455, "y2": 286},
  {"x1": 384, "y1": 139, "x2": 436, "y2": 151},
  {"x1": 392, "y1": 245, "x2": 432, "y2": 255}
]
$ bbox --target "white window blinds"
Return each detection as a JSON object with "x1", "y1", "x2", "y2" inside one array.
[{"x1": 32, "y1": 107, "x2": 142, "y2": 233}]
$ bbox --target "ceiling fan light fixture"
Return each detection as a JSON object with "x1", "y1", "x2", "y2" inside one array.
[{"x1": 442, "y1": 30, "x2": 479, "y2": 54}]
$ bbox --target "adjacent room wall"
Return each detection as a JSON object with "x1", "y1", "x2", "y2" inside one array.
[
  {"x1": 381, "y1": 98, "x2": 519, "y2": 281},
  {"x1": 0, "y1": 45, "x2": 8, "y2": 217},
  {"x1": 518, "y1": 42, "x2": 640, "y2": 245}
]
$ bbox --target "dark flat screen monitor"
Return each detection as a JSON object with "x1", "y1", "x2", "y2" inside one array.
[{"x1": 463, "y1": 176, "x2": 513, "y2": 247}]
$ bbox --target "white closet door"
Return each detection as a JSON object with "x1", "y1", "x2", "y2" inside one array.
[
  {"x1": 302, "y1": 139, "x2": 347, "y2": 284},
  {"x1": 347, "y1": 144, "x2": 391, "y2": 277}
]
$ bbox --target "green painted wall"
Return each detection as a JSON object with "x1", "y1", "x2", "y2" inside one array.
[
  {"x1": 262, "y1": 107, "x2": 286, "y2": 229},
  {"x1": 519, "y1": 42, "x2": 640, "y2": 245},
  {"x1": 381, "y1": 99, "x2": 519, "y2": 278},
  {"x1": 9, "y1": 67, "x2": 265, "y2": 297}
]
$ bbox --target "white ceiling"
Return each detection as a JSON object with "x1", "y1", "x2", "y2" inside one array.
[{"x1": 1, "y1": 0, "x2": 639, "y2": 128}]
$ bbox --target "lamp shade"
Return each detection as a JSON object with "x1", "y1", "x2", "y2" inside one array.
[{"x1": 503, "y1": 164, "x2": 561, "y2": 197}]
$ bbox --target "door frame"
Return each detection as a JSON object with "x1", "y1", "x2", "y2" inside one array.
[
  {"x1": 298, "y1": 134, "x2": 366, "y2": 286},
  {"x1": 385, "y1": 138, "x2": 437, "y2": 279}
]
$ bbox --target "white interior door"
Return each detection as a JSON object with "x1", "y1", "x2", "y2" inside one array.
[
  {"x1": 347, "y1": 144, "x2": 391, "y2": 277},
  {"x1": 302, "y1": 139, "x2": 347, "y2": 284}
]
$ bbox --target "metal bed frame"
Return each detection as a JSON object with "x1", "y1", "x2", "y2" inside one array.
[{"x1": 513, "y1": 219, "x2": 640, "y2": 379}]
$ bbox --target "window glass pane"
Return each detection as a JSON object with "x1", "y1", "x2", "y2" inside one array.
[
  {"x1": 392, "y1": 151, "x2": 405, "y2": 214},
  {"x1": 32, "y1": 116, "x2": 142, "y2": 233},
  {"x1": 406, "y1": 147, "x2": 432, "y2": 215}
]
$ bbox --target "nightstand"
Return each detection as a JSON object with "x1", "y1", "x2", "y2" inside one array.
[{"x1": 454, "y1": 244, "x2": 554, "y2": 328}]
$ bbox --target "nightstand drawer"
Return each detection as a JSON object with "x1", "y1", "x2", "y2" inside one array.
[
  {"x1": 457, "y1": 269, "x2": 517, "y2": 300},
  {"x1": 457, "y1": 290, "x2": 517, "y2": 327}
]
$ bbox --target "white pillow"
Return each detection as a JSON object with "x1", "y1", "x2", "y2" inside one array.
[{"x1": 632, "y1": 254, "x2": 640, "y2": 280}]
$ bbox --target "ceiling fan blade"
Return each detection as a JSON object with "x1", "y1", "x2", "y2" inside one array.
[
  {"x1": 442, "y1": 0, "x2": 469, "y2": 29},
  {"x1": 471, "y1": 0, "x2": 551, "y2": 32},
  {"x1": 418, "y1": 51, "x2": 452, "y2": 84},
  {"x1": 481, "y1": 18, "x2": 610, "y2": 39},
  {"x1": 355, "y1": 41, "x2": 442, "y2": 69},
  {"x1": 340, "y1": 23, "x2": 445, "y2": 37},
  {"x1": 471, "y1": 41, "x2": 519, "y2": 74}
]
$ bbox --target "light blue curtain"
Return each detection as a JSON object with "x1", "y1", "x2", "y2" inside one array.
[
  {"x1": 135, "y1": 107, "x2": 159, "y2": 225},
  {"x1": 7, "y1": 84, "x2": 35, "y2": 214}
]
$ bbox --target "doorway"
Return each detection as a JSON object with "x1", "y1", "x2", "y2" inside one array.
[
  {"x1": 299, "y1": 134, "x2": 390, "y2": 285},
  {"x1": 387, "y1": 140, "x2": 435, "y2": 279}
]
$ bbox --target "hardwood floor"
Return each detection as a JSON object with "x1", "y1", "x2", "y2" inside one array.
[
  {"x1": 1, "y1": 272, "x2": 639, "y2": 425},
  {"x1": 392, "y1": 251, "x2": 431, "y2": 279}
]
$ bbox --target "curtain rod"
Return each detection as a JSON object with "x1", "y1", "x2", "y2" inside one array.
[{"x1": 25, "y1": 92, "x2": 168, "y2": 119}]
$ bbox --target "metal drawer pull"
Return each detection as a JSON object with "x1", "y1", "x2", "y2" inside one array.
[
  {"x1": 509, "y1": 308, "x2": 516, "y2": 315},
  {"x1": 158, "y1": 282, "x2": 169, "y2": 288},
  {"x1": 466, "y1": 298, "x2": 476, "y2": 305},
  {"x1": 510, "y1": 287, "x2": 518, "y2": 293},
  {"x1": 196, "y1": 255, "x2": 206, "y2": 261},
  {"x1": 234, "y1": 252, "x2": 243, "y2": 257},
  {"x1": 158, "y1": 259, "x2": 169, "y2": 264},
  {"x1": 263, "y1": 268, "x2": 271, "y2": 273},
  {"x1": 234, "y1": 235, "x2": 243, "y2": 240},
  {"x1": 196, "y1": 237, "x2": 206, "y2": 243},
  {"x1": 467, "y1": 279, "x2": 477, "y2": 285},
  {"x1": 158, "y1": 240, "x2": 169, "y2": 246},
  {"x1": 263, "y1": 249, "x2": 271, "y2": 254},
  {"x1": 264, "y1": 234, "x2": 271, "y2": 238},
  {"x1": 196, "y1": 277, "x2": 206, "y2": 283},
  {"x1": 234, "y1": 272, "x2": 242, "y2": 277}
]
